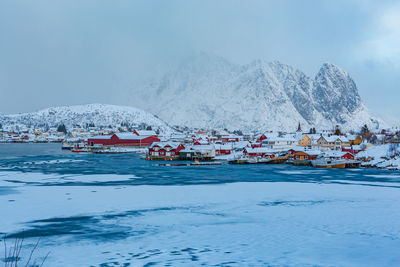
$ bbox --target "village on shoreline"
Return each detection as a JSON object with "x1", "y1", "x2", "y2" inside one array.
[{"x1": 1, "y1": 122, "x2": 399, "y2": 170}]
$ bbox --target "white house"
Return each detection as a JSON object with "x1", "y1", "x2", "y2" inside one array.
[{"x1": 262, "y1": 137, "x2": 297, "y2": 149}]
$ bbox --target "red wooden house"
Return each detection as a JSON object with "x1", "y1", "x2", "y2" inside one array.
[
  {"x1": 221, "y1": 135, "x2": 240, "y2": 143},
  {"x1": 340, "y1": 152, "x2": 355, "y2": 160},
  {"x1": 251, "y1": 141, "x2": 263, "y2": 148},
  {"x1": 207, "y1": 136, "x2": 218, "y2": 142},
  {"x1": 293, "y1": 151, "x2": 320, "y2": 161},
  {"x1": 257, "y1": 134, "x2": 268, "y2": 142},
  {"x1": 321, "y1": 151, "x2": 355, "y2": 160},
  {"x1": 194, "y1": 140, "x2": 209, "y2": 145},
  {"x1": 214, "y1": 144, "x2": 233, "y2": 155},
  {"x1": 243, "y1": 147, "x2": 275, "y2": 158},
  {"x1": 87, "y1": 133, "x2": 159, "y2": 147},
  {"x1": 342, "y1": 146, "x2": 362, "y2": 155},
  {"x1": 148, "y1": 142, "x2": 185, "y2": 159}
]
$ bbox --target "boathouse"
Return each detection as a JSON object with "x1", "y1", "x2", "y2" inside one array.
[
  {"x1": 323, "y1": 151, "x2": 355, "y2": 160},
  {"x1": 87, "y1": 133, "x2": 159, "y2": 147},
  {"x1": 293, "y1": 151, "x2": 320, "y2": 161},
  {"x1": 214, "y1": 144, "x2": 233, "y2": 155},
  {"x1": 244, "y1": 147, "x2": 276, "y2": 158},
  {"x1": 148, "y1": 142, "x2": 185, "y2": 158},
  {"x1": 221, "y1": 135, "x2": 241, "y2": 143}
]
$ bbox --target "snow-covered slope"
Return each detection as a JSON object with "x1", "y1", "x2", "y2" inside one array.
[
  {"x1": 137, "y1": 53, "x2": 382, "y2": 132},
  {"x1": 0, "y1": 104, "x2": 173, "y2": 134}
]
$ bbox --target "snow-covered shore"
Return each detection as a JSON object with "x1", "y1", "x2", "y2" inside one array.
[{"x1": 358, "y1": 144, "x2": 400, "y2": 170}]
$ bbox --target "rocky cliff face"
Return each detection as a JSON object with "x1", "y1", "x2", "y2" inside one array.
[
  {"x1": 312, "y1": 63, "x2": 361, "y2": 123},
  {"x1": 137, "y1": 54, "x2": 380, "y2": 132}
]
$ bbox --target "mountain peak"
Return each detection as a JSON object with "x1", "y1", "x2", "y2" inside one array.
[
  {"x1": 246, "y1": 59, "x2": 288, "y2": 69},
  {"x1": 320, "y1": 62, "x2": 340, "y2": 69},
  {"x1": 181, "y1": 52, "x2": 235, "y2": 70},
  {"x1": 133, "y1": 55, "x2": 379, "y2": 131},
  {"x1": 269, "y1": 60, "x2": 287, "y2": 67},
  {"x1": 312, "y1": 63, "x2": 361, "y2": 123},
  {"x1": 317, "y1": 62, "x2": 350, "y2": 80}
]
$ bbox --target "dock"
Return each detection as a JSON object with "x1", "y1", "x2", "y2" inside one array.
[{"x1": 190, "y1": 161, "x2": 222, "y2": 166}]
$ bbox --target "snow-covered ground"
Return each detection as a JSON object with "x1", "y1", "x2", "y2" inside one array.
[
  {"x1": 358, "y1": 144, "x2": 400, "y2": 170},
  {"x1": 1, "y1": 173, "x2": 400, "y2": 266},
  {"x1": 214, "y1": 151, "x2": 242, "y2": 161}
]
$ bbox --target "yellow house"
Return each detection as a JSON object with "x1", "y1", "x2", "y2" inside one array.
[
  {"x1": 349, "y1": 135, "x2": 362, "y2": 146},
  {"x1": 298, "y1": 134, "x2": 311, "y2": 147},
  {"x1": 316, "y1": 136, "x2": 349, "y2": 150},
  {"x1": 33, "y1": 129, "x2": 42, "y2": 135}
]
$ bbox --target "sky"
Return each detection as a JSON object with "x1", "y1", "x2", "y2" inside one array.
[{"x1": 0, "y1": 0, "x2": 399, "y2": 122}]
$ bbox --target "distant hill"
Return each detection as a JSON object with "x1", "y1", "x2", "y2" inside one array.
[{"x1": 0, "y1": 103, "x2": 173, "y2": 134}]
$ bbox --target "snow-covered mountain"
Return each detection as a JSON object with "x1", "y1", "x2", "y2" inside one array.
[
  {"x1": 137, "y1": 53, "x2": 381, "y2": 132},
  {"x1": 0, "y1": 104, "x2": 173, "y2": 134}
]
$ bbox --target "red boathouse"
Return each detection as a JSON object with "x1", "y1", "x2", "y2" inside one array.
[
  {"x1": 87, "y1": 133, "x2": 159, "y2": 147},
  {"x1": 148, "y1": 142, "x2": 185, "y2": 158}
]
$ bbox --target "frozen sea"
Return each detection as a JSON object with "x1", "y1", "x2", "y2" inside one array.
[{"x1": 1, "y1": 143, "x2": 400, "y2": 266}]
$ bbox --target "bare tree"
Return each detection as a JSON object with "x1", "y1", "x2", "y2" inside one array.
[{"x1": 2, "y1": 234, "x2": 50, "y2": 267}]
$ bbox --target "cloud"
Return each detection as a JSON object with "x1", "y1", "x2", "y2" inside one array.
[
  {"x1": 358, "y1": 3, "x2": 400, "y2": 67},
  {"x1": 0, "y1": 0, "x2": 399, "y2": 118}
]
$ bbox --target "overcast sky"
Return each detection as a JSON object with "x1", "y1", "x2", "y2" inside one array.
[{"x1": 0, "y1": 0, "x2": 399, "y2": 121}]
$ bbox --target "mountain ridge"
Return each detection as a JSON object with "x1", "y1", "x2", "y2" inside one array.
[
  {"x1": 0, "y1": 103, "x2": 173, "y2": 134},
  {"x1": 135, "y1": 54, "x2": 382, "y2": 132}
]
